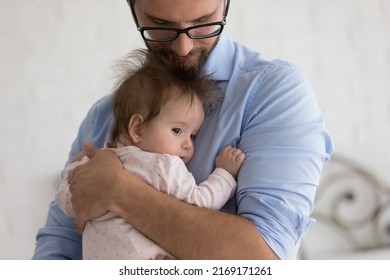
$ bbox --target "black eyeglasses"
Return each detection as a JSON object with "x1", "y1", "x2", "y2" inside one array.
[
  {"x1": 139, "y1": 21, "x2": 225, "y2": 42},
  {"x1": 127, "y1": 0, "x2": 230, "y2": 42}
]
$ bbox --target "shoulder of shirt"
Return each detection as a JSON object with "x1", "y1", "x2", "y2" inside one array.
[
  {"x1": 207, "y1": 33, "x2": 304, "y2": 82},
  {"x1": 235, "y1": 43, "x2": 301, "y2": 75},
  {"x1": 86, "y1": 93, "x2": 114, "y2": 115}
]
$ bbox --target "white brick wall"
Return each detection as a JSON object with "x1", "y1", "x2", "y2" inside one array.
[{"x1": 0, "y1": 0, "x2": 389, "y2": 259}]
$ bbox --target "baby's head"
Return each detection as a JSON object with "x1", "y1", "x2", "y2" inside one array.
[{"x1": 110, "y1": 49, "x2": 217, "y2": 163}]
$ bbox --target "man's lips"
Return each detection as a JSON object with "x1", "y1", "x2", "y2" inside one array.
[{"x1": 176, "y1": 57, "x2": 192, "y2": 65}]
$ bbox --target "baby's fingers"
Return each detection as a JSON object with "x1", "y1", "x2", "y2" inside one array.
[{"x1": 235, "y1": 151, "x2": 246, "y2": 164}]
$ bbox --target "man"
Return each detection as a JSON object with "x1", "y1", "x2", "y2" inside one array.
[{"x1": 33, "y1": 0, "x2": 334, "y2": 260}]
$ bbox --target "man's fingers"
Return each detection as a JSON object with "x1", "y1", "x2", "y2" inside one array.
[
  {"x1": 74, "y1": 216, "x2": 86, "y2": 234},
  {"x1": 67, "y1": 169, "x2": 74, "y2": 184},
  {"x1": 71, "y1": 151, "x2": 85, "y2": 163},
  {"x1": 154, "y1": 254, "x2": 172, "y2": 260},
  {"x1": 83, "y1": 141, "x2": 98, "y2": 159}
]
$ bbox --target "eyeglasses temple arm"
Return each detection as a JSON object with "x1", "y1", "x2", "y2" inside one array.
[
  {"x1": 126, "y1": 0, "x2": 141, "y2": 29},
  {"x1": 224, "y1": 0, "x2": 230, "y2": 20}
]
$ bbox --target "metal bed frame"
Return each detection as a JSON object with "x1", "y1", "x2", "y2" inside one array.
[{"x1": 299, "y1": 153, "x2": 390, "y2": 259}]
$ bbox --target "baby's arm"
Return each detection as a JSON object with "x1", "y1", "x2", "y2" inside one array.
[
  {"x1": 192, "y1": 145, "x2": 245, "y2": 208},
  {"x1": 156, "y1": 146, "x2": 245, "y2": 210}
]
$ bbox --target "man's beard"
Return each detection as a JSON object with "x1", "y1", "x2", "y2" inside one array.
[
  {"x1": 147, "y1": 47, "x2": 207, "y2": 75},
  {"x1": 145, "y1": 39, "x2": 219, "y2": 75}
]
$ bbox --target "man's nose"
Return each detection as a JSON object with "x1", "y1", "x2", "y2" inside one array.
[{"x1": 170, "y1": 33, "x2": 194, "y2": 56}]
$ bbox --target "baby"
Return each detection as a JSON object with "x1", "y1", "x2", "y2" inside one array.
[{"x1": 56, "y1": 49, "x2": 245, "y2": 259}]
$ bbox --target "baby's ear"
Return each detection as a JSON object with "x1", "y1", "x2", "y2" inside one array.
[{"x1": 128, "y1": 114, "x2": 144, "y2": 143}]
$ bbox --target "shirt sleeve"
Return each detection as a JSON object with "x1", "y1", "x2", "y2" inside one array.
[
  {"x1": 32, "y1": 95, "x2": 113, "y2": 260},
  {"x1": 152, "y1": 156, "x2": 237, "y2": 210},
  {"x1": 236, "y1": 61, "x2": 334, "y2": 259}
]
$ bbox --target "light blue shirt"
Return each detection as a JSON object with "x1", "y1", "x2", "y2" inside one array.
[{"x1": 33, "y1": 32, "x2": 334, "y2": 260}]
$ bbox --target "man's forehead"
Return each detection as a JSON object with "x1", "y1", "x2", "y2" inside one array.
[{"x1": 137, "y1": 0, "x2": 222, "y2": 21}]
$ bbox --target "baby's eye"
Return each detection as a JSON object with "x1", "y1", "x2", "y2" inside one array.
[
  {"x1": 172, "y1": 128, "x2": 182, "y2": 135},
  {"x1": 190, "y1": 134, "x2": 197, "y2": 140}
]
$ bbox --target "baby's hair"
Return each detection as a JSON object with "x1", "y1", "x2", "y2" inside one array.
[{"x1": 110, "y1": 49, "x2": 218, "y2": 143}]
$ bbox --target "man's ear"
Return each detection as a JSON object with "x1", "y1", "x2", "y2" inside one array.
[{"x1": 128, "y1": 114, "x2": 144, "y2": 144}]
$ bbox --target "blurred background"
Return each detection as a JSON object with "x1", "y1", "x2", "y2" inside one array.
[{"x1": 0, "y1": 0, "x2": 389, "y2": 259}]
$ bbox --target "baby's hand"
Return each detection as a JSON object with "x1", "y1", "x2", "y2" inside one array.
[{"x1": 215, "y1": 146, "x2": 245, "y2": 178}]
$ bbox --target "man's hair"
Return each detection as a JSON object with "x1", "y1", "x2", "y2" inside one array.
[{"x1": 110, "y1": 49, "x2": 218, "y2": 143}]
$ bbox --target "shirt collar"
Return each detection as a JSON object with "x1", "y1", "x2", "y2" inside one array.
[{"x1": 203, "y1": 32, "x2": 235, "y2": 82}]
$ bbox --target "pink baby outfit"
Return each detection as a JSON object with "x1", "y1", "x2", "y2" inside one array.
[{"x1": 56, "y1": 145, "x2": 237, "y2": 259}]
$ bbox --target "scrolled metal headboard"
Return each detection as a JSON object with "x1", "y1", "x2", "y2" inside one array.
[{"x1": 299, "y1": 153, "x2": 390, "y2": 259}]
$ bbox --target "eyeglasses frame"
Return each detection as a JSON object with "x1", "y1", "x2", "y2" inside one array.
[{"x1": 139, "y1": 21, "x2": 225, "y2": 42}]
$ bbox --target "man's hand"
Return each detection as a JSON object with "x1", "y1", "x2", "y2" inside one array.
[{"x1": 68, "y1": 142, "x2": 123, "y2": 233}]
